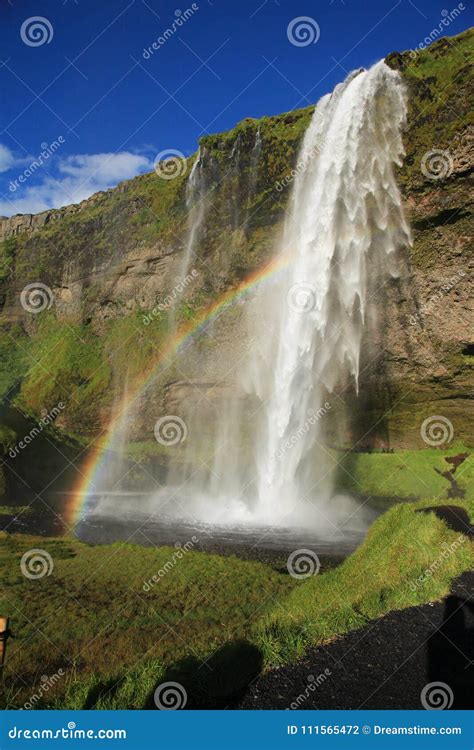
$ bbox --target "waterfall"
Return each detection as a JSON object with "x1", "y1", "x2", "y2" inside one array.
[
  {"x1": 178, "y1": 147, "x2": 208, "y2": 284},
  {"x1": 164, "y1": 147, "x2": 209, "y2": 335},
  {"x1": 245, "y1": 125, "x2": 262, "y2": 224},
  {"x1": 96, "y1": 61, "x2": 410, "y2": 536},
  {"x1": 194, "y1": 61, "x2": 410, "y2": 528},
  {"x1": 228, "y1": 135, "x2": 242, "y2": 231},
  {"x1": 249, "y1": 61, "x2": 411, "y2": 522}
]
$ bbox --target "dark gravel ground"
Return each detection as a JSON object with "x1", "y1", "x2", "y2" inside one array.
[{"x1": 238, "y1": 571, "x2": 474, "y2": 710}]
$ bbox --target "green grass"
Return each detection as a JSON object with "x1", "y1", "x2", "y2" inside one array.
[
  {"x1": 103, "y1": 311, "x2": 169, "y2": 381},
  {"x1": 1, "y1": 494, "x2": 472, "y2": 709},
  {"x1": 256, "y1": 497, "x2": 474, "y2": 665},
  {"x1": 335, "y1": 443, "x2": 474, "y2": 501},
  {"x1": 403, "y1": 28, "x2": 473, "y2": 91},
  {"x1": 0, "y1": 535, "x2": 294, "y2": 709},
  {"x1": 119, "y1": 440, "x2": 473, "y2": 501}
]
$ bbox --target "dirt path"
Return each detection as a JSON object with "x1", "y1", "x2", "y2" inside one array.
[{"x1": 239, "y1": 571, "x2": 474, "y2": 710}]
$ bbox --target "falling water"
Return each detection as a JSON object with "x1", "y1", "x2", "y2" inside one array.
[
  {"x1": 178, "y1": 147, "x2": 208, "y2": 284},
  {"x1": 228, "y1": 135, "x2": 242, "y2": 230},
  {"x1": 87, "y1": 62, "x2": 411, "y2": 539},
  {"x1": 249, "y1": 61, "x2": 411, "y2": 523},
  {"x1": 245, "y1": 125, "x2": 262, "y2": 223},
  {"x1": 164, "y1": 148, "x2": 210, "y2": 335},
  {"x1": 193, "y1": 61, "x2": 410, "y2": 528}
]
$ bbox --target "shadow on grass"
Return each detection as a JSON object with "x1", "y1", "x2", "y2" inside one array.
[
  {"x1": 416, "y1": 505, "x2": 474, "y2": 537},
  {"x1": 147, "y1": 640, "x2": 263, "y2": 709},
  {"x1": 82, "y1": 676, "x2": 125, "y2": 709}
]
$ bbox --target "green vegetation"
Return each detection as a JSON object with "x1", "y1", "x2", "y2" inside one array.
[
  {"x1": 0, "y1": 424, "x2": 16, "y2": 497},
  {"x1": 201, "y1": 106, "x2": 313, "y2": 220},
  {"x1": 392, "y1": 28, "x2": 474, "y2": 191},
  {"x1": 257, "y1": 497, "x2": 473, "y2": 665},
  {"x1": 0, "y1": 424, "x2": 16, "y2": 452},
  {"x1": 103, "y1": 310, "x2": 169, "y2": 382},
  {"x1": 0, "y1": 325, "x2": 28, "y2": 398},
  {"x1": 6, "y1": 310, "x2": 171, "y2": 434},
  {"x1": 0, "y1": 533, "x2": 293, "y2": 709},
  {"x1": 1, "y1": 495, "x2": 472, "y2": 708},
  {"x1": 17, "y1": 315, "x2": 110, "y2": 434},
  {"x1": 118, "y1": 441, "x2": 474, "y2": 504},
  {"x1": 0, "y1": 237, "x2": 17, "y2": 281},
  {"x1": 335, "y1": 443, "x2": 474, "y2": 501}
]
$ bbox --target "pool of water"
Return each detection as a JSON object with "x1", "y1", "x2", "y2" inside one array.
[
  {"x1": 0, "y1": 488, "x2": 387, "y2": 567},
  {"x1": 0, "y1": 403, "x2": 397, "y2": 566}
]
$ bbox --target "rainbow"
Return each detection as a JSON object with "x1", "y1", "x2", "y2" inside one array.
[{"x1": 66, "y1": 252, "x2": 292, "y2": 527}]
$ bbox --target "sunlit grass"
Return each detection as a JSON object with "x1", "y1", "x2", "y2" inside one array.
[
  {"x1": 256, "y1": 497, "x2": 474, "y2": 665},
  {"x1": 1, "y1": 492, "x2": 472, "y2": 708},
  {"x1": 335, "y1": 443, "x2": 473, "y2": 501},
  {"x1": 0, "y1": 535, "x2": 293, "y2": 708}
]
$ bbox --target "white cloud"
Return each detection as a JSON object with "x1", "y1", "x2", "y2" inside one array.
[
  {"x1": 0, "y1": 150, "x2": 154, "y2": 216},
  {"x1": 58, "y1": 152, "x2": 152, "y2": 183},
  {"x1": 0, "y1": 143, "x2": 30, "y2": 174}
]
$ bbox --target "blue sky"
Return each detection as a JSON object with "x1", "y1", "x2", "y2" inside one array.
[{"x1": 0, "y1": 0, "x2": 471, "y2": 216}]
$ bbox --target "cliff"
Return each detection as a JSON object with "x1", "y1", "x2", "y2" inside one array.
[{"x1": 0, "y1": 29, "x2": 472, "y2": 457}]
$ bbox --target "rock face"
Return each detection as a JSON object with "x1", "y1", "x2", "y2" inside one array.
[{"x1": 0, "y1": 29, "x2": 472, "y2": 451}]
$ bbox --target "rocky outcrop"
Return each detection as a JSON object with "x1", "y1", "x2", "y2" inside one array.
[
  {"x1": 0, "y1": 190, "x2": 114, "y2": 241},
  {"x1": 0, "y1": 29, "x2": 472, "y2": 450}
]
